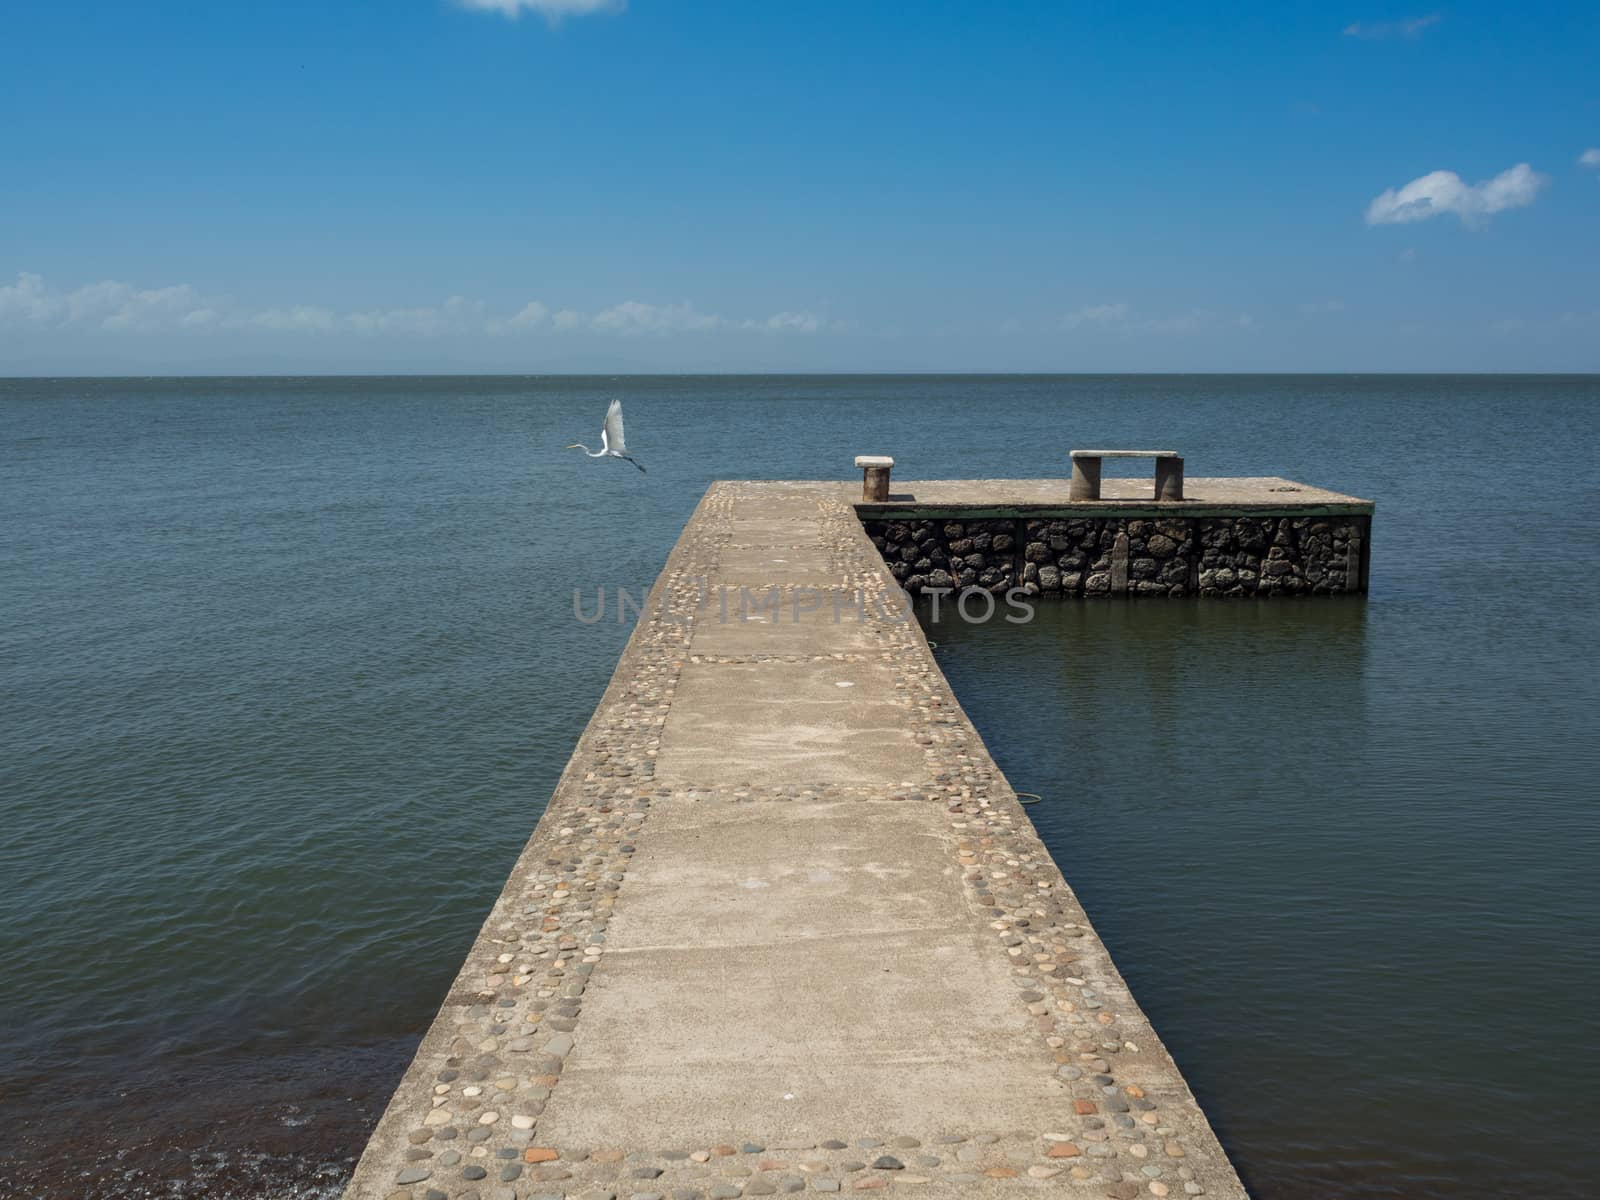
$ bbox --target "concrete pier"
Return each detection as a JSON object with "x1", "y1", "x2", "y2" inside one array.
[
  {"x1": 346, "y1": 481, "x2": 1250, "y2": 1200},
  {"x1": 857, "y1": 477, "x2": 1373, "y2": 598}
]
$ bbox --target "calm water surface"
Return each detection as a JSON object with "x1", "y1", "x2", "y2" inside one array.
[{"x1": 2, "y1": 376, "x2": 1596, "y2": 1198}]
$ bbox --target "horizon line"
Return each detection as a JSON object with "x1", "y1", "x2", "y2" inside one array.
[{"x1": 5, "y1": 370, "x2": 1600, "y2": 381}]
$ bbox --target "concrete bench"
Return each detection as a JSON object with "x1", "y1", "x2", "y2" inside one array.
[{"x1": 1070, "y1": 449, "x2": 1184, "y2": 501}]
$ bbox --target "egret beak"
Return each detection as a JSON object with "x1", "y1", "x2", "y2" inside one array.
[{"x1": 565, "y1": 444, "x2": 580, "y2": 449}]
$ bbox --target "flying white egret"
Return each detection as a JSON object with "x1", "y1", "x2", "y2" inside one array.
[{"x1": 567, "y1": 398, "x2": 645, "y2": 473}]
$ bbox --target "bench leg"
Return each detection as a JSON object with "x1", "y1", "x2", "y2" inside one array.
[
  {"x1": 1155, "y1": 455, "x2": 1184, "y2": 501},
  {"x1": 1070, "y1": 456, "x2": 1102, "y2": 501}
]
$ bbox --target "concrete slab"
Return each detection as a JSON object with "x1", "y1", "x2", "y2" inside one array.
[
  {"x1": 655, "y1": 660, "x2": 926, "y2": 786},
  {"x1": 715, "y1": 543, "x2": 837, "y2": 585},
  {"x1": 591, "y1": 797, "x2": 969, "y2": 948},
  {"x1": 540, "y1": 1005, "x2": 1065, "y2": 1147},
  {"x1": 536, "y1": 798, "x2": 1064, "y2": 1146},
  {"x1": 727, "y1": 493, "x2": 828, "y2": 513},
  {"x1": 722, "y1": 517, "x2": 828, "y2": 546},
  {"x1": 688, "y1": 588, "x2": 888, "y2": 655}
]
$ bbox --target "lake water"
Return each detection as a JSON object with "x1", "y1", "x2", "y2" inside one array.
[{"x1": 2, "y1": 375, "x2": 1596, "y2": 1199}]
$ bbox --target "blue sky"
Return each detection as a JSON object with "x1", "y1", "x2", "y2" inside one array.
[{"x1": 2, "y1": 0, "x2": 1596, "y2": 373}]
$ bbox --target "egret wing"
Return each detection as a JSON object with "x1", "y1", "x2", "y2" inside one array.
[{"x1": 603, "y1": 399, "x2": 626, "y2": 453}]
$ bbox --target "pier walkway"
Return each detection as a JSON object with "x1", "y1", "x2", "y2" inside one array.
[{"x1": 346, "y1": 482, "x2": 1249, "y2": 1200}]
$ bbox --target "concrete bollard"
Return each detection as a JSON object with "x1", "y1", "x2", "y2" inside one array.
[{"x1": 854, "y1": 455, "x2": 894, "y2": 502}]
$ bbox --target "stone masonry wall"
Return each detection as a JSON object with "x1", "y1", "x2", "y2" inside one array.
[{"x1": 862, "y1": 514, "x2": 1369, "y2": 597}]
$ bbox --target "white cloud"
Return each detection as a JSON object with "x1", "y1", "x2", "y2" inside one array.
[
  {"x1": 55, "y1": 279, "x2": 207, "y2": 330},
  {"x1": 107, "y1": 285, "x2": 205, "y2": 330},
  {"x1": 1580, "y1": 149, "x2": 1600, "y2": 168},
  {"x1": 590, "y1": 300, "x2": 723, "y2": 334},
  {"x1": 748, "y1": 310, "x2": 822, "y2": 333},
  {"x1": 0, "y1": 273, "x2": 826, "y2": 342},
  {"x1": 60, "y1": 281, "x2": 129, "y2": 323},
  {"x1": 455, "y1": 0, "x2": 624, "y2": 22},
  {"x1": 485, "y1": 300, "x2": 551, "y2": 335},
  {"x1": 1343, "y1": 13, "x2": 1440, "y2": 40},
  {"x1": 1365, "y1": 162, "x2": 1547, "y2": 228},
  {"x1": 249, "y1": 305, "x2": 338, "y2": 332},
  {"x1": 1062, "y1": 303, "x2": 1130, "y2": 328},
  {"x1": 0, "y1": 272, "x2": 59, "y2": 322},
  {"x1": 504, "y1": 301, "x2": 549, "y2": 328},
  {"x1": 2, "y1": 273, "x2": 213, "y2": 330},
  {"x1": 346, "y1": 295, "x2": 483, "y2": 335}
]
